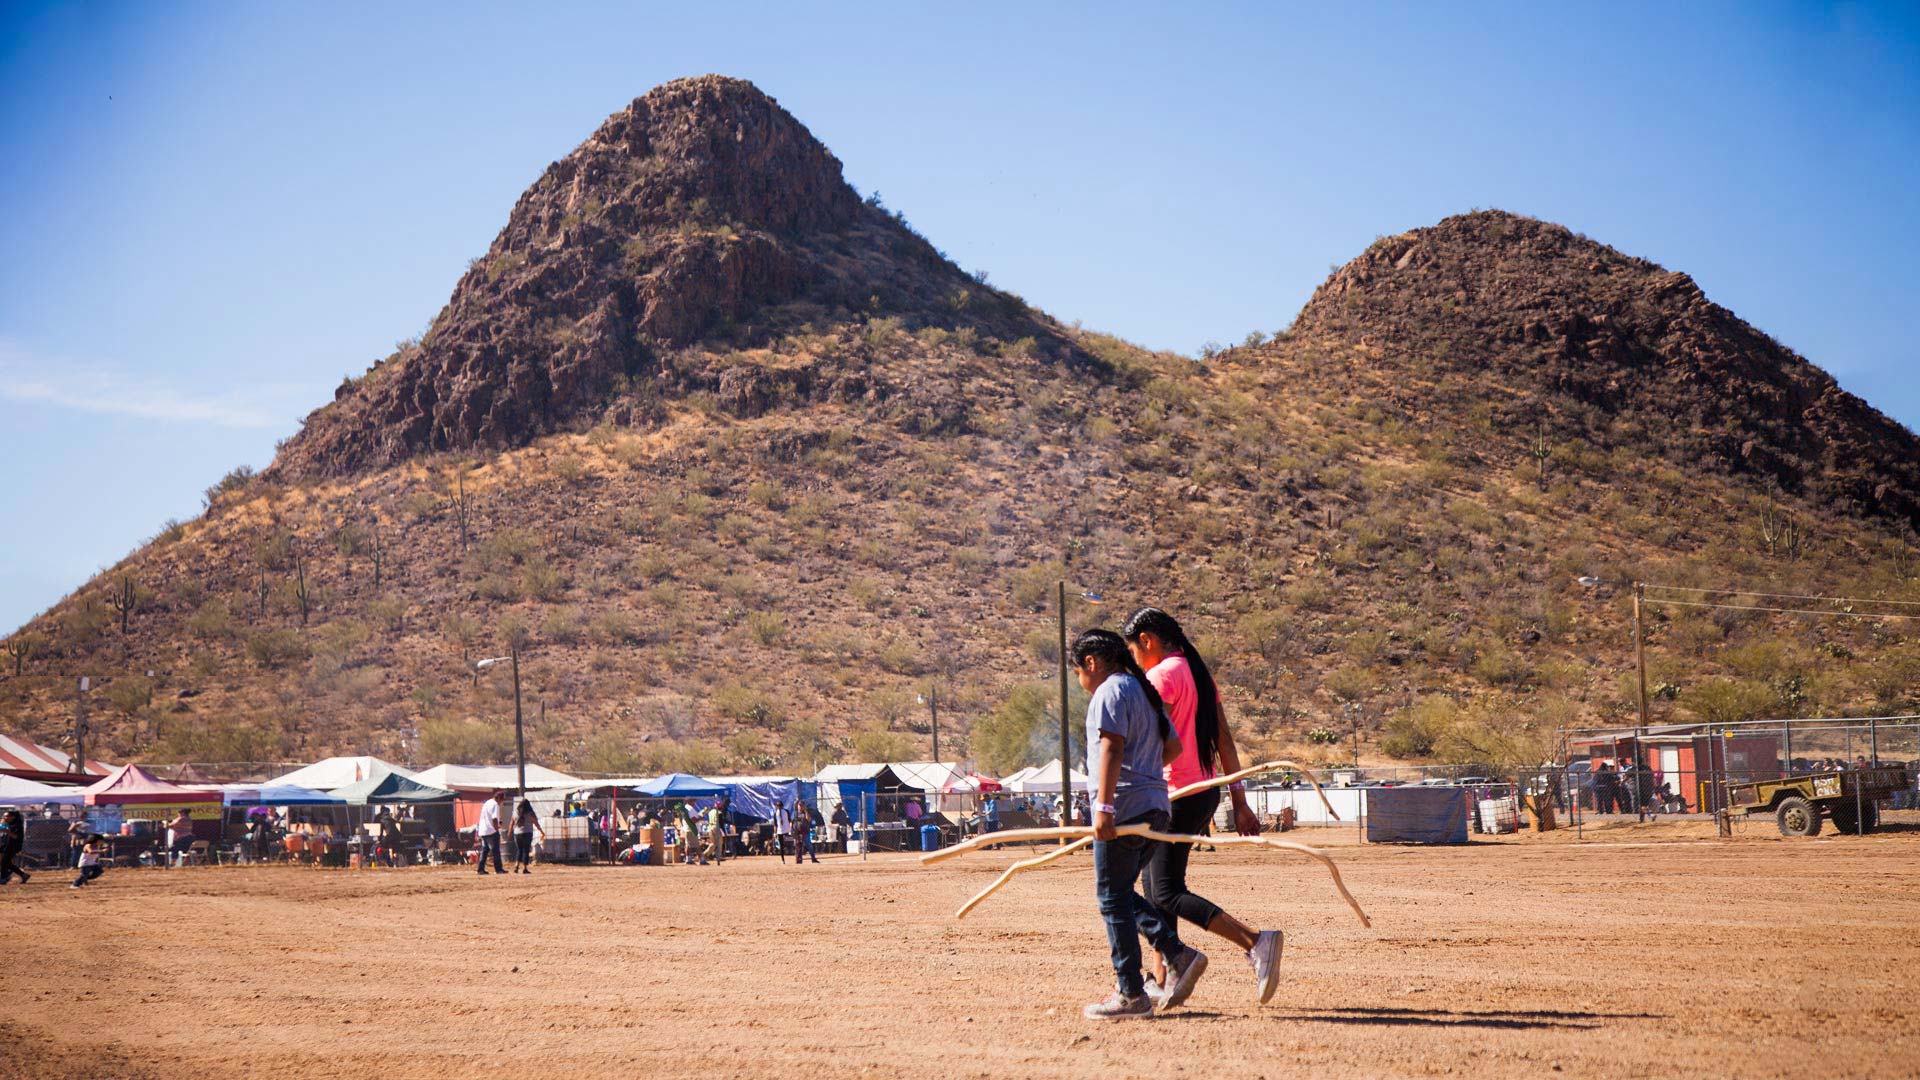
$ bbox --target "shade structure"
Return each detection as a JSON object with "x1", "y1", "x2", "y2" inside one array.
[
  {"x1": 1007, "y1": 759, "x2": 1089, "y2": 794},
  {"x1": 0, "y1": 773, "x2": 86, "y2": 805},
  {"x1": 634, "y1": 773, "x2": 730, "y2": 798},
  {"x1": 82, "y1": 764, "x2": 222, "y2": 806},
  {"x1": 941, "y1": 771, "x2": 1003, "y2": 794},
  {"x1": 329, "y1": 766, "x2": 456, "y2": 806},
  {"x1": 0, "y1": 732, "x2": 112, "y2": 780},
  {"x1": 264, "y1": 756, "x2": 416, "y2": 791},
  {"x1": 701, "y1": 776, "x2": 811, "y2": 821},
  {"x1": 411, "y1": 763, "x2": 583, "y2": 792},
  {"x1": 219, "y1": 783, "x2": 347, "y2": 807}
]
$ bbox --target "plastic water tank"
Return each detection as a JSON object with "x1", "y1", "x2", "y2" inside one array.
[{"x1": 920, "y1": 824, "x2": 942, "y2": 852}]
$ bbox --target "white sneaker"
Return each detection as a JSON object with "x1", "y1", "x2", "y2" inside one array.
[
  {"x1": 1148, "y1": 947, "x2": 1207, "y2": 1009},
  {"x1": 1082, "y1": 989, "x2": 1155, "y2": 1021},
  {"x1": 1248, "y1": 930, "x2": 1283, "y2": 1004}
]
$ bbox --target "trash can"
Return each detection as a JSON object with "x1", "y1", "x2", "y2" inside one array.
[{"x1": 919, "y1": 824, "x2": 942, "y2": 852}]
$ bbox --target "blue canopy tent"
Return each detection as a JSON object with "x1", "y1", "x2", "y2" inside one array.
[
  {"x1": 704, "y1": 777, "x2": 814, "y2": 822},
  {"x1": 634, "y1": 773, "x2": 730, "y2": 799}
]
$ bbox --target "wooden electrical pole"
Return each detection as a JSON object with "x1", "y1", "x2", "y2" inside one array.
[
  {"x1": 1633, "y1": 581, "x2": 1650, "y2": 822},
  {"x1": 1058, "y1": 581, "x2": 1071, "y2": 825}
]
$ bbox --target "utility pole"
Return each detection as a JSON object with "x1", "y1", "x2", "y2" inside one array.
[
  {"x1": 1058, "y1": 580, "x2": 1071, "y2": 826},
  {"x1": 74, "y1": 676, "x2": 90, "y2": 777},
  {"x1": 511, "y1": 645, "x2": 526, "y2": 798},
  {"x1": 1632, "y1": 581, "x2": 1650, "y2": 822},
  {"x1": 927, "y1": 685, "x2": 940, "y2": 763}
]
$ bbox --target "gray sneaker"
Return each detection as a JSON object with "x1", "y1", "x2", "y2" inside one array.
[
  {"x1": 1249, "y1": 930, "x2": 1283, "y2": 1004},
  {"x1": 1083, "y1": 989, "x2": 1155, "y2": 1021},
  {"x1": 1147, "y1": 947, "x2": 1208, "y2": 1009}
]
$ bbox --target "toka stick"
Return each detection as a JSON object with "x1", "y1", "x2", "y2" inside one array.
[
  {"x1": 930, "y1": 823, "x2": 1371, "y2": 928},
  {"x1": 948, "y1": 760, "x2": 1342, "y2": 920}
]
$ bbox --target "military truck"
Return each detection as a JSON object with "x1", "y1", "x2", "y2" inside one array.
[{"x1": 1724, "y1": 766, "x2": 1911, "y2": 836}]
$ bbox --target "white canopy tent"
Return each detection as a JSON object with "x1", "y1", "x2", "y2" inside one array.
[
  {"x1": 410, "y1": 763, "x2": 583, "y2": 792},
  {"x1": 0, "y1": 773, "x2": 86, "y2": 805},
  {"x1": 263, "y1": 757, "x2": 417, "y2": 791},
  {"x1": 1007, "y1": 758, "x2": 1089, "y2": 794}
]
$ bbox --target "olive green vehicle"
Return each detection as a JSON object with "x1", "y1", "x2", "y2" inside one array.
[{"x1": 1725, "y1": 767, "x2": 1912, "y2": 836}]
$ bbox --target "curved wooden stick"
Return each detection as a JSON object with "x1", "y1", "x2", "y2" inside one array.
[
  {"x1": 931, "y1": 823, "x2": 1370, "y2": 928},
  {"x1": 949, "y1": 760, "x2": 1340, "y2": 920}
]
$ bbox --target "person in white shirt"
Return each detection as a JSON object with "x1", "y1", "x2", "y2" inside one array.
[{"x1": 475, "y1": 790, "x2": 507, "y2": 875}]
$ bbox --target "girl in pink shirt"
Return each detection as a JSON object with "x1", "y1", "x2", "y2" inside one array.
[{"x1": 1123, "y1": 606, "x2": 1284, "y2": 1005}]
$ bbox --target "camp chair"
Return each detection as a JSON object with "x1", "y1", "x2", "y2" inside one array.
[
  {"x1": 180, "y1": 839, "x2": 211, "y2": 867},
  {"x1": 284, "y1": 833, "x2": 310, "y2": 864}
]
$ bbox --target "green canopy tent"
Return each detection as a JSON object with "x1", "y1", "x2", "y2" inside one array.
[{"x1": 328, "y1": 767, "x2": 459, "y2": 850}]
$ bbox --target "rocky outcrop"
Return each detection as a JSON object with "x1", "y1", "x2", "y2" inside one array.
[{"x1": 1291, "y1": 210, "x2": 1920, "y2": 531}]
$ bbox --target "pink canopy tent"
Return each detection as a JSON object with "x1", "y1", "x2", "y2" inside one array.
[{"x1": 83, "y1": 764, "x2": 222, "y2": 807}]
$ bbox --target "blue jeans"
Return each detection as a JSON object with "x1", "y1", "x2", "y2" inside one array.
[{"x1": 1093, "y1": 809, "x2": 1183, "y2": 997}]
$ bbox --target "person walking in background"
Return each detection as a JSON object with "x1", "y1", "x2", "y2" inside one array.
[
  {"x1": 165, "y1": 808, "x2": 195, "y2": 867},
  {"x1": 1123, "y1": 607, "x2": 1285, "y2": 1005},
  {"x1": 511, "y1": 797, "x2": 544, "y2": 874},
  {"x1": 704, "y1": 801, "x2": 726, "y2": 864},
  {"x1": 71, "y1": 834, "x2": 105, "y2": 888},
  {"x1": 791, "y1": 800, "x2": 818, "y2": 863},
  {"x1": 475, "y1": 790, "x2": 507, "y2": 875},
  {"x1": 1, "y1": 810, "x2": 30, "y2": 884}
]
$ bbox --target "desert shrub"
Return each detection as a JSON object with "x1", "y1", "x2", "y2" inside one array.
[
  {"x1": 745, "y1": 611, "x2": 786, "y2": 646},
  {"x1": 203, "y1": 465, "x2": 255, "y2": 509},
  {"x1": 643, "y1": 739, "x2": 729, "y2": 776},
  {"x1": 877, "y1": 639, "x2": 924, "y2": 675},
  {"x1": 476, "y1": 574, "x2": 521, "y2": 603},
  {"x1": 541, "y1": 606, "x2": 584, "y2": 645},
  {"x1": 367, "y1": 597, "x2": 407, "y2": 634},
  {"x1": 522, "y1": 556, "x2": 566, "y2": 602},
  {"x1": 1382, "y1": 695, "x2": 1460, "y2": 759},
  {"x1": 747, "y1": 480, "x2": 787, "y2": 511},
  {"x1": 480, "y1": 527, "x2": 540, "y2": 568},
  {"x1": 1026, "y1": 626, "x2": 1060, "y2": 665},
  {"x1": 592, "y1": 611, "x2": 645, "y2": 646},
  {"x1": 1683, "y1": 677, "x2": 1777, "y2": 727},
  {"x1": 254, "y1": 532, "x2": 294, "y2": 571},
  {"x1": 549, "y1": 454, "x2": 587, "y2": 485},
  {"x1": 419, "y1": 718, "x2": 515, "y2": 764},
  {"x1": 852, "y1": 724, "x2": 919, "y2": 762},
  {"x1": 188, "y1": 599, "x2": 237, "y2": 640},
  {"x1": 1010, "y1": 561, "x2": 1067, "y2": 610},
  {"x1": 1322, "y1": 666, "x2": 1374, "y2": 703},
  {"x1": 970, "y1": 681, "x2": 1088, "y2": 776},
  {"x1": 247, "y1": 628, "x2": 309, "y2": 669},
  {"x1": 577, "y1": 730, "x2": 644, "y2": 775},
  {"x1": 778, "y1": 720, "x2": 838, "y2": 774},
  {"x1": 713, "y1": 684, "x2": 779, "y2": 726},
  {"x1": 105, "y1": 675, "x2": 155, "y2": 718}
]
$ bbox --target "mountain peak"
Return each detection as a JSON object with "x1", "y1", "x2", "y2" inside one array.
[
  {"x1": 270, "y1": 75, "x2": 1001, "y2": 480},
  {"x1": 1286, "y1": 209, "x2": 1920, "y2": 531}
]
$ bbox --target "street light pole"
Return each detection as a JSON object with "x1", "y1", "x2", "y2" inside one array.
[
  {"x1": 1058, "y1": 580, "x2": 1071, "y2": 824},
  {"x1": 929, "y1": 685, "x2": 939, "y2": 763}
]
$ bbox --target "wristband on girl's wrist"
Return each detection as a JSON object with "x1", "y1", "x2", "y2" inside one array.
[
  {"x1": 1094, "y1": 802, "x2": 1116, "y2": 816},
  {"x1": 1228, "y1": 782, "x2": 1246, "y2": 793}
]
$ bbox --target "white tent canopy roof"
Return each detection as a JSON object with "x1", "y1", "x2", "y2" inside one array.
[
  {"x1": 1007, "y1": 759, "x2": 1089, "y2": 793},
  {"x1": 410, "y1": 763, "x2": 583, "y2": 792},
  {"x1": 888, "y1": 761, "x2": 967, "y2": 793},
  {"x1": 263, "y1": 757, "x2": 416, "y2": 791},
  {"x1": 0, "y1": 773, "x2": 86, "y2": 805}
]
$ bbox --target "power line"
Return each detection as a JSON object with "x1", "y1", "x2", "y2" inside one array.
[{"x1": 1642, "y1": 583, "x2": 1920, "y2": 609}]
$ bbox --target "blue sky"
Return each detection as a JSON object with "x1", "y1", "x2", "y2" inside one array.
[{"x1": 2, "y1": 3, "x2": 1916, "y2": 634}]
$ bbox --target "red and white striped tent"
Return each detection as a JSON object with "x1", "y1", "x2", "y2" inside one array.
[{"x1": 0, "y1": 733, "x2": 113, "y2": 783}]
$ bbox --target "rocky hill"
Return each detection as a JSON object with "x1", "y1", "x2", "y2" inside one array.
[{"x1": 4, "y1": 78, "x2": 1917, "y2": 778}]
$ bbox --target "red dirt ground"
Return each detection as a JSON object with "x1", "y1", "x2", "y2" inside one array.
[{"x1": 4, "y1": 820, "x2": 1918, "y2": 1079}]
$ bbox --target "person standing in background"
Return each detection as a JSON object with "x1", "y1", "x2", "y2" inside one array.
[
  {"x1": 1, "y1": 810, "x2": 29, "y2": 884},
  {"x1": 511, "y1": 797, "x2": 544, "y2": 874},
  {"x1": 475, "y1": 790, "x2": 507, "y2": 875}
]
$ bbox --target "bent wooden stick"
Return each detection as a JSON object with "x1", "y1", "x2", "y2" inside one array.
[
  {"x1": 951, "y1": 760, "x2": 1340, "y2": 920},
  {"x1": 930, "y1": 823, "x2": 1370, "y2": 928}
]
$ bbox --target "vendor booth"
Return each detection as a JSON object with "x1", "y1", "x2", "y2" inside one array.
[
  {"x1": 264, "y1": 756, "x2": 416, "y2": 791},
  {"x1": 81, "y1": 764, "x2": 225, "y2": 862},
  {"x1": 0, "y1": 773, "x2": 86, "y2": 806}
]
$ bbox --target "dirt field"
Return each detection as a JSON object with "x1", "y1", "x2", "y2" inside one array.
[{"x1": 5, "y1": 820, "x2": 1919, "y2": 1079}]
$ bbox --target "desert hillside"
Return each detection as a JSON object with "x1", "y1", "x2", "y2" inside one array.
[{"x1": 3, "y1": 77, "x2": 1916, "y2": 778}]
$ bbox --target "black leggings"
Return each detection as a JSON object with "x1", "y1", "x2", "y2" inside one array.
[
  {"x1": 1142, "y1": 787, "x2": 1225, "y2": 932},
  {"x1": 513, "y1": 831, "x2": 534, "y2": 868},
  {"x1": 1, "y1": 845, "x2": 25, "y2": 883}
]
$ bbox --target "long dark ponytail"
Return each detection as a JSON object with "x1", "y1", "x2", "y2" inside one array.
[
  {"x1": 1122, "y1": 607, "x2": 1220, "y2": 771},
  {"x1": 1070, "y1": 628, "x2": 1172, "y2": 743}
]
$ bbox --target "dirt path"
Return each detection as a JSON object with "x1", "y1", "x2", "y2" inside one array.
[{"x1": 4, "y1": 825, "x2": 1918, "y2": 1079}]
